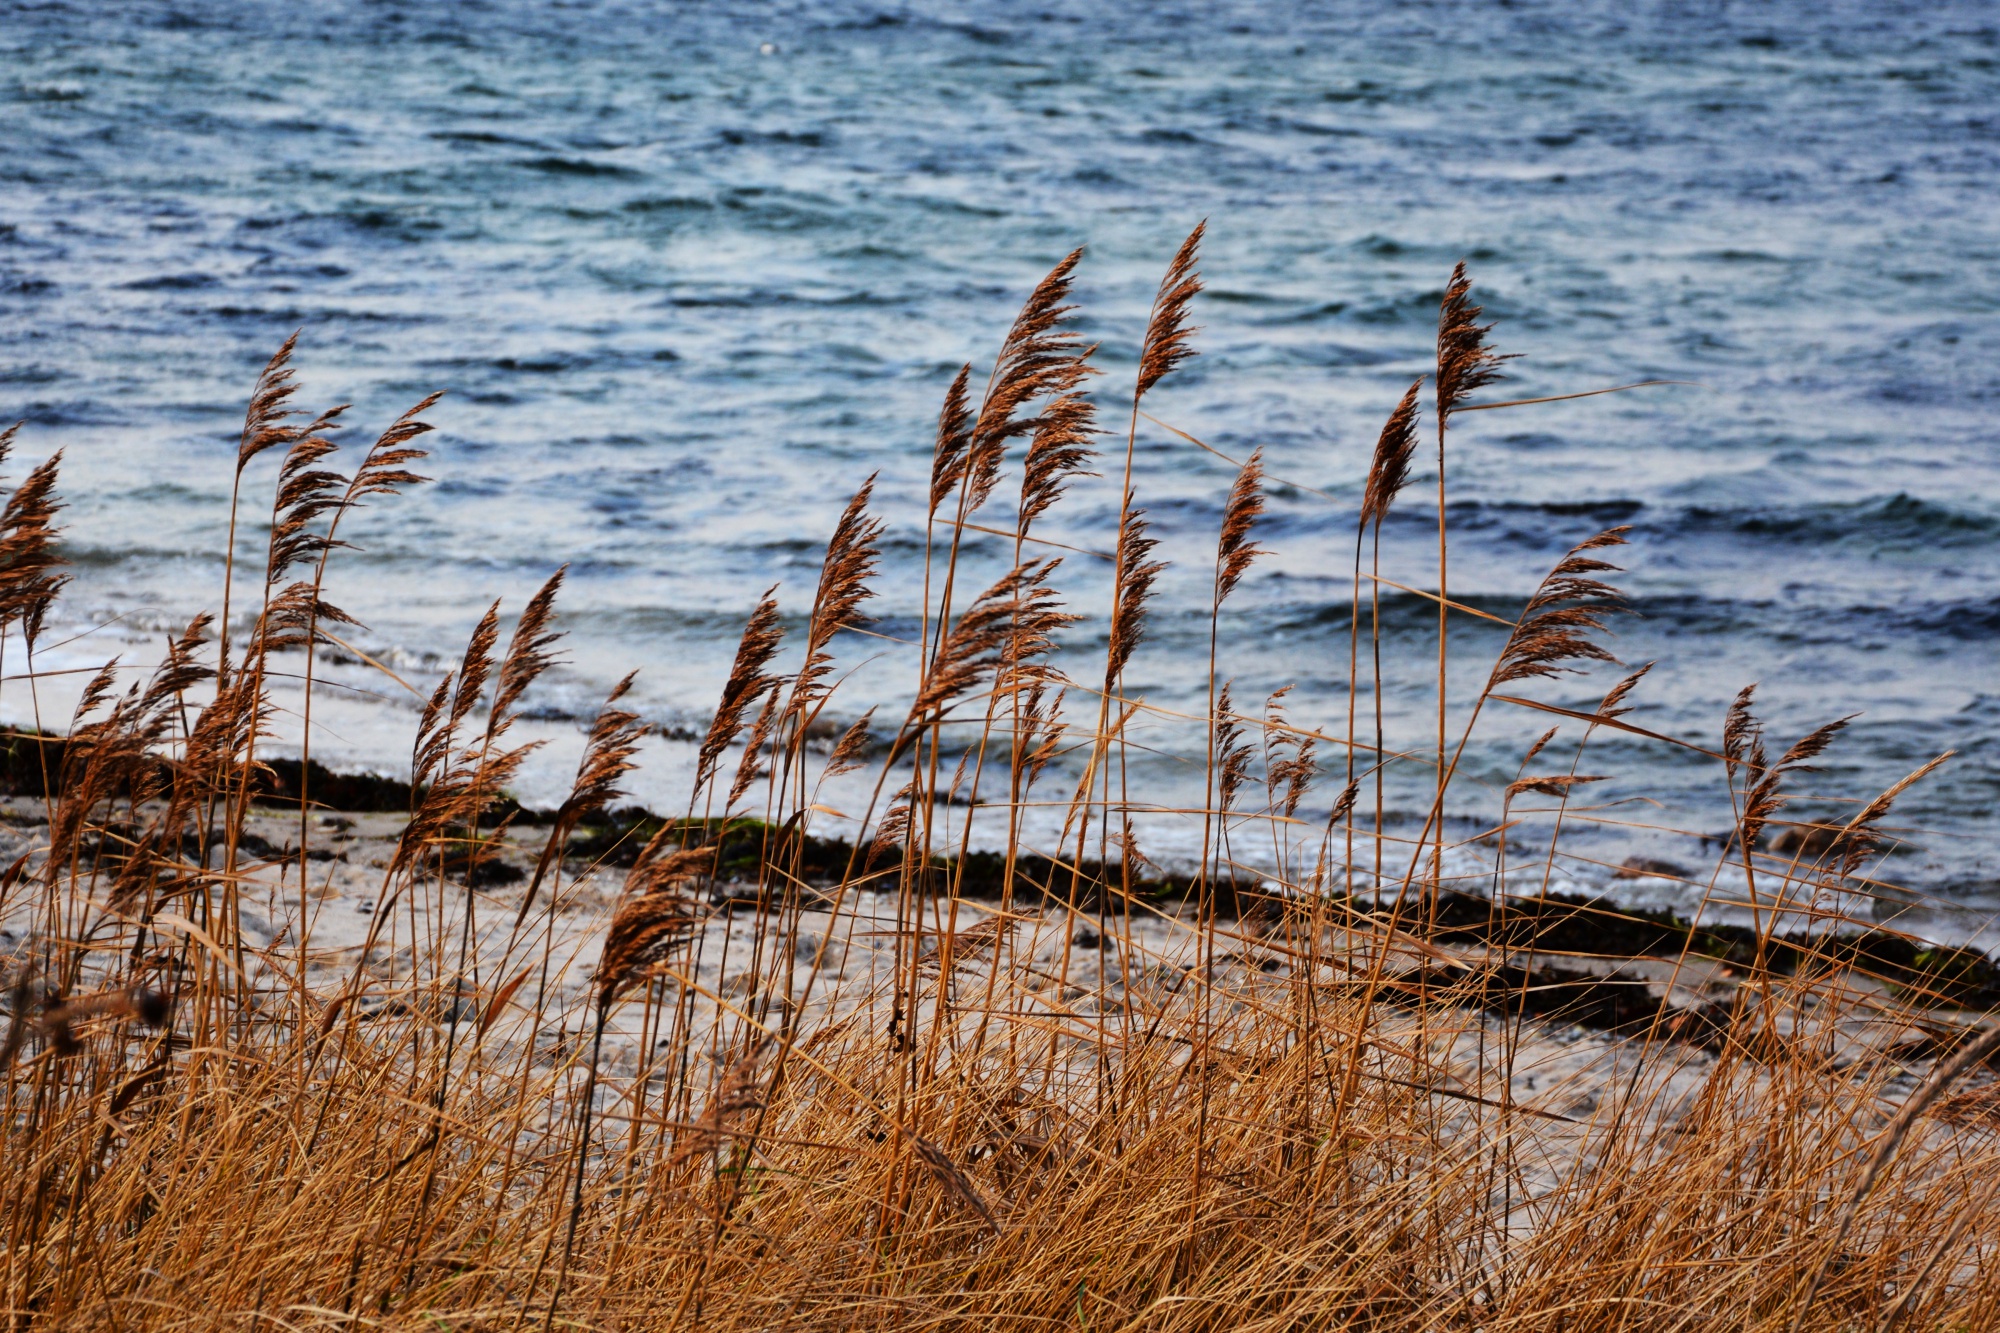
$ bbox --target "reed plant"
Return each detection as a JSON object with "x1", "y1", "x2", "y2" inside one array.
[{"x1": 0, "y1": 236, "x2": 1994, "y2": 1332}]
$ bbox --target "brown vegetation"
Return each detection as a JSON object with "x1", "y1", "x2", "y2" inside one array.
[{"x1": 0, "y1": 234, "x2": 1996, "y2": 1331}]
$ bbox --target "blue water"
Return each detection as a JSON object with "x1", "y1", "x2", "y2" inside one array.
[{"x1": 3, "y1": 1, "x2": 1998, "y2": 894}]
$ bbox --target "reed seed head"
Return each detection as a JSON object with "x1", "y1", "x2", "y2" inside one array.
[
  {"x1": 1436, "y1": 262, "x2": 1516, "y2": 423},
  {"x1": 697, "y1": 588, "x2": 785, "y2": 797},
  {"x1": 1106, "y1": 499, "x2": 1164, "y2": 685},
  {"x1": 964, "y1": 249, "x2": 1093, "y2": 518},
  {"x1": 1488, "y1": 527, "x2": 1630, "y2": 687},
  {"x1": 930, "y1": 364, "x2": 975, "y2": 518},
  {"x1": 1360, "y1": 379, "x2": 1424, "y2": 529},
  {"x1": 1136, "y1": 221, "x2": 1205, "y2": 403},
  {"x1": 1214, "y1": 448, "x2": 1268, "y2": 606},
  {"x1": 1019, "y1": 391, "x2": 1099, "y2": 532}
]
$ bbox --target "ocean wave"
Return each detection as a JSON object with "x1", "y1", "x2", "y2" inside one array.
[
  {"x1": 4, "y1": 0, "x2": 1999, "y2": 892},
  {"x1": 1378, "y1": 495, "x2": 2000, "y2": 550},
  {"x1": 1260, "y1": 588, "x2": 2000, "y2": 643},
  {"x1": 1889, "y1": 595, "x2": 2000, "y2": 639},
  {"x1": 516, "y1": 155, "x2": 640, "y2": 179},
  {"x1": 1676, "y1": 494, "x2": 2000, "y2": 547},
  {"x1": 120, "y1": 272, "x2": 218, "y2": 291},
  {"x1": 429, "y1": 130, "x2": 547, "y2": 149},
  {"x1": 621, "y1": 196, "x2": 715, "y2": 213}
]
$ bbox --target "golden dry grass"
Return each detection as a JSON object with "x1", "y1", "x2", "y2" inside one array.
[{"x1": 0, "y1": 235, "x2": 1996, "y2": 1332}]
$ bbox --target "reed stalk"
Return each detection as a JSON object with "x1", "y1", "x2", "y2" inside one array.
[{"x1": 0, "y1": 262, "x2": 1982, "y2": 1333}]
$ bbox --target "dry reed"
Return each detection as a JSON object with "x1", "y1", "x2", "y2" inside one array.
[{"x1": 0, "y1": 241, "x2": 1991, "y2": 1333}]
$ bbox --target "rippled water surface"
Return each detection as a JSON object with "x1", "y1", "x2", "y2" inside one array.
[{"x1": 3, "y1": 1, "x2": 1998, "y2": 892}]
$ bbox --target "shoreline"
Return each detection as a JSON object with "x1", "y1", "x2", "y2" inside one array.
[{"x1": 6, "y1": 727, "x2": 1991, "y2": 1054}]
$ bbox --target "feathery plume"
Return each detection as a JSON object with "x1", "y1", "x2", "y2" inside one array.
[
  {"x1": 870, "y1": 787, "x2": 914, "y2": 865},
  {"x1": 929, "y1": 365, "x2": 975, "y2": 518},
  {"x1": 258, "y1": 579, "x2": 359, "y2": 656},
  {"x1": 254, "y1": 391, "x2": 434, "y2": 663},
  {"x1": 1520, "y1": 727, "x2": 1561, "y2": 769},
  {"x1": 824, "y1": 708, "x2": 878, "y2": 778},
  {"x1": 1326, "y1": 778, "x2": 1359, "y2": 827},
  {"x1": 1214, "y1": 448, "x2": 1268, "y2": 607},
  {"x1": 1262, "y1": 688, "x2": 1319, "y2": 820},
  {"x1": 1105, "y1": 499, "x2": 1164, "y2": 685},
  {"x1": 43, "y1": 662, "x2": 146, "y2": 868},
  {"x1": 1359, "y1": 379, "x2": 1423, "y2": 528},
  {"x1": 105, "y1": 620, "x2": 215, "y2": 912},
  {"x1": 1507, "y1": 773, "x2": 1612, "y2": 801},
  {"x1": 689, "y1": 1046, "x2": 768, "y2": 1155},
  {"x1": 518, "y1": 673, "x2": 646, "y2": 923},
  {"x1": 1116, "y1": 817, "x2": 1155, "y2": 881},
  {"x1": 1739, "y1": 715, "x2": 1853, "y2": 852},
  {"x1": 344, "y1": 392, "x2": 439, "y2": 504},
  {"x1": 911, "y1": 561, "x2": 1075, "y2": 728},
  {"x1": 727, "y1": 688, "x2": 782, "y2": 812},
  {"x1": 1136, "y1": 221, "x2": 1204, "y2": 402},
  {"x1": 141, "y1": 614, "x2": 217, "y2": 717},
  {"x1": 446, "y1": 603, "x2": 503, "y2": 741},
  {"x1": 178, "y1": 654, "x2": 263, "y2": 803},
  {"x1": 32, "y1": 987, "x2": 169, "y2": 1061},
  {"x1": 1435, "y1": 262, "x2": 1516, "y2": 423},
  {"x1": 1018, "y1": 392, "x2": 1099, "y2": 532},
  {"x1": 795, "y1": 478, "x2": 884, "y2": 711},
  {"x1": 626, "y1": 839, "x2": 718, "y2": 891},
  {"x1": 1017, "y1": 683, "x2": 1066, "y2": 792},
  {"x1": 1825, "y1": 752, "x2": 1953, "y2": 881},
  {"x1": 489, "y1": 567, "x2": 567, "y2": 730},
  {"x1": 596, "y1": 846, "x2": 712, "y2": 1008},
  {"x1": 1772, "y1": 722, "x2": 1847, "y2": 786},
  {"x1": 1723, "y1": 685, "x2": 1763, "y2": 772},
  {"x1": 0, "y1": 969, "x2": 35, "y2": 1073},
  {"x1": 410, "y1": 670, "x2": 457, "y2": 796},
  {"x1": 389, "y1": 599, "x2": 529, "y2": 879},
  {"x1": 263, "y1": 408, "x2": 350, "y2": 589},
  {"x1": 1596, "y1": 662, "x2": 1653, "y2": 721},
  {"x1": 963, "y1": 250, "x2": 1092, "y2": 516},
  {"x1": 0, "y1": 451, "x2": 68, "y2": 646},
  {"x1": 70, "y1": 661, "x2": 120, "y2": 725},
  {"x1": 236, "y1": 333, "x2": 304, "y2": 475},
  {"x1": 1488, "y1": 528, "x2": 1630, "y2": 688},
  {"x1": 925, "y1": 914, "x2": 1016, "y2": 975},
  {"x1": 696, "y1": 588, "x2": 784, "y2": 796},
  {"x1": 1215, "y1": 683, "x2": 1253, "y2": 814}
]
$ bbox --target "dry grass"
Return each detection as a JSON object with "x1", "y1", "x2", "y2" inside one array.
[{"x1": 0, "y1": 236, "x2": 1996, "y2": 1332}]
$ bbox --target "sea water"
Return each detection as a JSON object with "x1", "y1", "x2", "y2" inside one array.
[{"x1": 2, "y1": 1, "x2": 1996, "y2": 912}]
